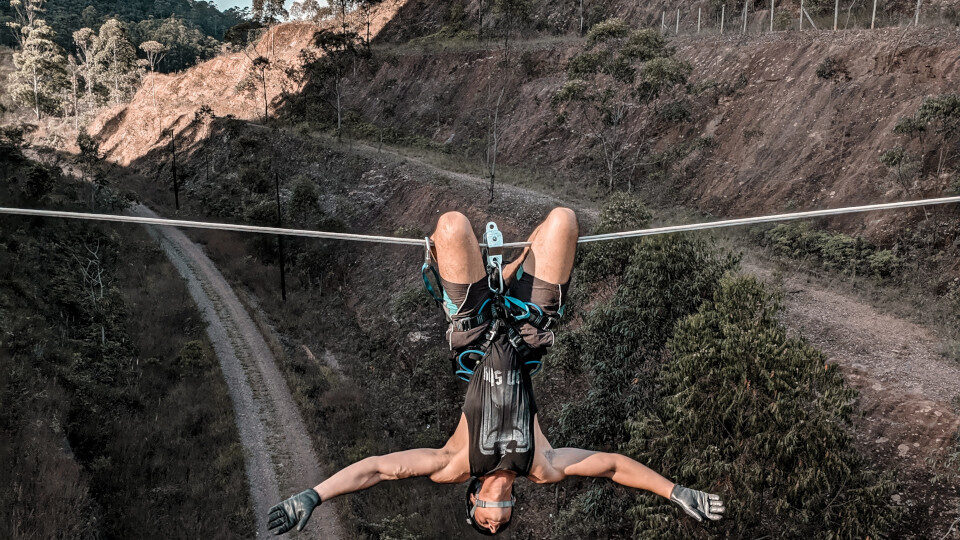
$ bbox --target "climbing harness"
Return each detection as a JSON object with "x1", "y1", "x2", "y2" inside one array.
[{"x1": 423, "y1": 222, "x2": 562, "y2": 382}]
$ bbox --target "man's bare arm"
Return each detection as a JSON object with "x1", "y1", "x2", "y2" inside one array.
[
  {"x1": 545, "y1": 448, "x2": 674, "y2": 498},
  {"x1": 313, "y1": 447, "x2": 458, "y2": 501},
  {"x1": 543, "y1": 448, "x2": 725, "y2": 522}
]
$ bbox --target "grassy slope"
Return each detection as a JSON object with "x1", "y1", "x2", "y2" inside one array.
[{"x1": 0, "y1": 144, "x2": 254, "y2": 537}]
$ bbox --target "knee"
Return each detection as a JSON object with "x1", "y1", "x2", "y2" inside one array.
[
  {"x1": 434, "y1": 211, "x2": 474, "y2": 242},
  {"x1": 545, "y1": 207, "x2": 579, "y2": 237}
]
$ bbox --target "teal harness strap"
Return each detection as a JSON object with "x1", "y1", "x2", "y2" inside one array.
[{"x1": 419, "y1": 223, "x2": 562, "y2": 382}]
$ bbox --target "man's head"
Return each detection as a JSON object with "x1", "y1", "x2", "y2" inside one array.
[{"x1": 464, "y1": 472, "x2": 516, "y2": 535}]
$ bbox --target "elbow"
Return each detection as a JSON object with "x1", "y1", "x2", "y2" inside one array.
[
  {"x1": 600, "y1": 453, "x2": 620, "y2": 479},
  {"x1": 370, "y1": 456, "x2": 412, "y2": 481}
]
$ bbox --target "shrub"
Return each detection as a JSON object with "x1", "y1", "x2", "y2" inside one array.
[
  {"x1": 815, "y1": 56, "x2": 849, "y2": 81},
  {"x1": 656, "y1": 99, "x2": 691, "y2": 123},
  {"x1": 176, "y1": 340, "x2": 211, "y2": 373},
  {"x1": 20, "y1": 162, "x2": 55, "y2": 202},
  {"x1": 756, "y1": 223, "x2": 901, "y2": 279},
  {"x1": 624, "y1": 276, "x2": 899, "y2": 538},
  {"x1": 576, "y1": 192, "x2": 653, "y2": 283},
  {"x1": 554, "y1": 232, "x2": 739, "y2": 449}
]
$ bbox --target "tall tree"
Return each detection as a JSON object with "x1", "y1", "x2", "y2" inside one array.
[
  {"x1": 72, "y1": 28, "x2": 97, "y2": 110},
  {"x1": 65, "y1": 54, "x2": 80, "y2": 128},
  {"x1": 6, "y1": 0, "x2": 46, "y2": 48},
  {"x1": 493, "y1": 0, "x2": 530, "y2": 48},
  {"x1": 134, "y1": 17, "x2": 218, "y2": 73},
  {"x1": 329, "y1": 0, "x2": 356, "y2": 31},
  {"x1": 252, "y1": 0, "x2": 288, "y2": 24},
  {"x1": 91, "y1": 18, "x2": 140, "y2": 104},
  {"x1": 8, "y1": 17, "x2": 67, "y2": 119},
  {"x1": 238, "y1": 55, "x2": 273, "y2": 122},
  {"x1": 307, "y1": 28, "x2": 362, "y2": 139},
  {"x1": 356, "y1": 0, "x2": 383, "y2": 46},
  {"x1": 139, "y1": 40, "x2": 167, "y2": 73}
]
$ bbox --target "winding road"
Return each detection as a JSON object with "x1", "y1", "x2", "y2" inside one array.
[{"x1": 132, "y1": 205, "x2": 344, "y2": 539}]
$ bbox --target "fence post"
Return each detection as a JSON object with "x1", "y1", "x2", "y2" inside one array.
[
  {"x1": 743, "y1": 0, "x2": 748, "y2": 33},
  {"x1": 914, "y1": 0, "x2": 921, "y2": 25},
  {"x1": 870, "y1": 0, "x2": 877, "y2": 28},
  {"x1": 676, "y1": 8, "x2": 680, "y2": 33},
  {"x1": 770, "y1": 0, "x2": 775, "y2": 31},
  {"x1": 721, "y1": 4, "x2": 725, "y2": 34},
  {"x1": 662, "y1": 11, "x2": 666, "y2": 33},
  {"x1": 698, "y1": 7, "x2": 702, "y2": 33},
  {"x1": 834, "y1": 0, "x2": 839, "y2": 29},
  {"x1": 799, "y1": 0, "x2": 803, "y2": 30}
]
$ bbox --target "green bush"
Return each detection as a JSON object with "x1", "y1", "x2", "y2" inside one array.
[
  {"x1": 756, "y1": 223, "x2": 901, "y2": 279},
  {"x1": 576, "y1": 192, "x2": 653, "y2": 284},
  {"x1": 554, "y1": 232, "x2": 739, "y2": 449},
  {"x1": 624, "y1": 276, "x2": 899, "y2": 538}
]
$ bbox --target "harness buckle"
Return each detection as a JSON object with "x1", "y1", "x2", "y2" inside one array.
[{"x1": 482, "y1": 222, "x2": 505, "y2": 294}]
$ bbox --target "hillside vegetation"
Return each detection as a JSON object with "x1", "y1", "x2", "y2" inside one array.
[
  {"x1": 0, "y1": 0, "x2": 243, "y2": 50},
  {"x1": 0, "y1": 131, "x2": 253, "y2": 538}
]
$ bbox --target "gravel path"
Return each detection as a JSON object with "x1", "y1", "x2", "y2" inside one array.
[{"x1": 132, "y1": 205, "x2": 344, "y2": 539}]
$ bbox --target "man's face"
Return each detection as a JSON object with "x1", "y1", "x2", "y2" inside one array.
[{"x1": 471, "y1": 493, "x2": 512, "y2": 534}]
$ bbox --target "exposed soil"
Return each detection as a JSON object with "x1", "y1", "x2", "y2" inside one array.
[{"x1": 131, "y1": 205, "x2": 345, "y2": 539}]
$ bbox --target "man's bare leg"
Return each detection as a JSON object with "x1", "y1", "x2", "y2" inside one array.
[
  {"x1": 431, "y1": 211, "x2": 486, "y2": 284},
  {"x1": 504, "y1": 207, "x2": 579, "y2": 285}
]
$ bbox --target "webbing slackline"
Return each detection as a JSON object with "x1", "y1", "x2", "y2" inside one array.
[{"x1": 1, "y1": 195, "x2": 960, "y2": 246}]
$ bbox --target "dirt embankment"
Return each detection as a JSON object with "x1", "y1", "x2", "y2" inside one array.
[
  {"x1": 92, "y1": 12, "x2": 960, "y2": 246},
  {"x1": 344, "y1": 27, "x2": 960, "y2": 240},
  {"x1": 88, "y1": 2, "x2": 408, "y2": 167}
]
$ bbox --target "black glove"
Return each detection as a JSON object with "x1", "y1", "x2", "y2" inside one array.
[
  {"x1": 670, "y1": 485, "x2": 725, "y2": 522},
  {"x1": 268, "y1": 489, "x2": 322, "y2": 535}
]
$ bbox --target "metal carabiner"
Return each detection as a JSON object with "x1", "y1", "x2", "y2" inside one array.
[{"x1": 482, "y1": 222, "x2": 505, "y2": 294}]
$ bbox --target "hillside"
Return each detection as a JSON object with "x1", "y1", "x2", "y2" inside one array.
[{"x1": 93, "y1": 12, "x2": 960, "y2": 269}]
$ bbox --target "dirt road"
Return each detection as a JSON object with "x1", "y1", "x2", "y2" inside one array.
[{"x1": 132, "y1": 205, "x2": 344, "y2": 539}]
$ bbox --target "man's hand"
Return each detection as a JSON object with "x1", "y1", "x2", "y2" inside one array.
[
  {"x1": 268, "y1": 489, "x2": 321, "y2": 535},
  {"x1": 670, "y1": 485, "x2": 725, "y2": 522}
]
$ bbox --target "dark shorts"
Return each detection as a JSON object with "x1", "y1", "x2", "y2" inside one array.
[{"x1": 440, "y1": 265, "x2": 569, "y2": 352}]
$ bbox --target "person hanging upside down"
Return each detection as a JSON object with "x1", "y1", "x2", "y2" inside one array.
[{"x1": 268, "y1": 208, "x2": 725, "y2": 536}]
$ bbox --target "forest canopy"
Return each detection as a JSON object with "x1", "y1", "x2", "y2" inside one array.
[{"x1": 0, "y1": 0, "x2": 244, "y2": 50}]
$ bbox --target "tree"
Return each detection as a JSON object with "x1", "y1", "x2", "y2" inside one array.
[
  {"x1": 329, "y1": 0, "x2": 356, "y2": 31},
  {"x1": 91, "y1": 18, "x2": 140, "y2": 104},
  {"x1": 307, "y1": 28, "x2": 362, "y2": 138},
  {"x1": 356, "y1": 0, "x2": 384, "y2": 46},
  {"x1": 139, "y1": 40, "x2": 167, "y2": 73},
  {"x1": 238, "y1": 55, "x2": 273, "y2": 122},
  {"x1": 65, "y1": 54, "x2": 80, "y2": 129},
  {"x1": 623, "y1": 276, "x2": 899, "y2": 538},
  {"x1": 73, "y1": 28, "x2": 97, "y2": 109},
  {"x1": 485, "y1": 87, "x2": 505, "y2": 201},
  {"x1": 290, "y1": 0, "x2": 331, "y2": 22},
  {"x1": 8, "y1": 18, "x2": 67, "y2": 119},
  {"x1": 5, "y1": 0, "x2": 46, "y2": 49},
  {"x1": 134, "y1": 17, "x2": 218, "y2": 73},
  {"x1": 252, "y1": 0, "x2": 289, "y2": 24},
  {"x1": 493, "y1": 0, "x2": 530, "y2": 48},
  {"x1": 553, "y1": 19, "x2": 691, "y2": 191}
]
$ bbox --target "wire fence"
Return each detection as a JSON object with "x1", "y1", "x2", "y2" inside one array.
[{"x1": 656, "y1": 0, "x2": 959, "y2": 36}]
